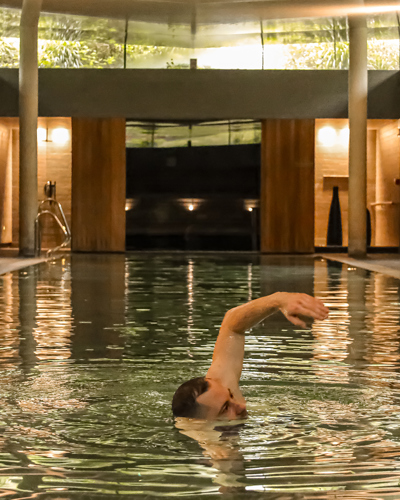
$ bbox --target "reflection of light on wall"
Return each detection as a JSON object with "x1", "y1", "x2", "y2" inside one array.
[
  {"x1": 318, "y1": 126, "x2": 336, "y2": 147},
  {"x1": 339, "y1": 127, "x2": 350, "y2": 146},
  {"x1": 37, "y1": 128, "x2": 47, "y2": 142},
  {"x1": 52, "y1": 128, "x2": 70, "y2": 145}
]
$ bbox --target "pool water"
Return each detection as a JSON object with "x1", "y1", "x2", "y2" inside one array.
[{"x1": 0, "y1": 253, "x2": 399, "y2": 499}]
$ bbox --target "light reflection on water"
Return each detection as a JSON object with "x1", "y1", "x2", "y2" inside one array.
[{"x1": 0, "y1": 254, "x2": 398, "y2": 498}]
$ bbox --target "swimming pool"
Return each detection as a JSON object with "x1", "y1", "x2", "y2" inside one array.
[{"x1": 0, "y1": 253, "x2": 399, "y2": 499}]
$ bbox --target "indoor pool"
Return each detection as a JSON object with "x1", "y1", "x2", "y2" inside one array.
[{"x1": 0, "y1": 253, "x2": 399, "y2": 499}]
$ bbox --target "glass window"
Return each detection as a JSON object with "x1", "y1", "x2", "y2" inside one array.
[
  {"x1": 0, "y1": 8, "x2": 20, "y2": 68},
  {"x1": 38, "y1": 13, "x2": 125, "y2": 68},
  {"x1": 367, "y1": 14, "x2": 399, "y2": 70},
  {"x1": 126, "y1": 20, "x2": 262, "y2": 69},
  {"x1": 126, "y1": 120, "x2": 261, "y2": 148},
  {"x1": 0, "y1": 7, "x2": 398, "y2": 71},
  {"x1": 270, "y1": 17, "x2": 349, "y2": 69}
]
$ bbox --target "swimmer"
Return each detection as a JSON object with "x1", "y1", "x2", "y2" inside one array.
[{"x1": 172, "y1": 292, "x2": 329, "y2": 421}]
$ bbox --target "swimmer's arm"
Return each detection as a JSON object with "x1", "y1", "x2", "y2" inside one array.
[
  {"x1": 207, "y1": 293, "x2": 328, "y2": 388},
  {"x1": 222, "y1": 292, "x2": 329, "y2": 334}
]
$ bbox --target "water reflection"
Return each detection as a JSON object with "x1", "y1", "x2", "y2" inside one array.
[{"x1": 0, "y1": 254, "x2": 398, "y2": 497}]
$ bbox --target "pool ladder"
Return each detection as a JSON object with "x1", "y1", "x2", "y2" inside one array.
[{"x1": 35, "y1": 182, "x2": 71, "y2": 257}]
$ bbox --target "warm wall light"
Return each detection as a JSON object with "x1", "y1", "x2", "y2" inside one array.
[
  {"x1": 317, "y1": 126, "x2": 336, "y2": 147},
  {"x1": 180, "y1": 198, "x2": 201, "y2": 211},
  {"x1": 339, "y1": 127, "x2": 350, "y2": 146},
  {"x1": 125, "y1": 198, "x2": 137, "y2": 211},
  {"x1": 52, "y1": 128, "x2": 70, "y2": 144},
  {"x1": 244, "y1": 199, "x2": 258, "y2": 212},
  {"x1": 37, "y1": 127, "x2": 47, "y2": 142}
]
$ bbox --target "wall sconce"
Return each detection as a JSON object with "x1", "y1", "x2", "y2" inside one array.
[{"x1": 338, "y1": 127, "x2": 349, "y2": 146}]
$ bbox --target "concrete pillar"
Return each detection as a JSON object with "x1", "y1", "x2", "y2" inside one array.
[
  {"x1": 348, "y1": 13, "x2": 368, "y2": 258},
  {"x1": 19, "y1": 0, "x2": 42, "y2": 257}
]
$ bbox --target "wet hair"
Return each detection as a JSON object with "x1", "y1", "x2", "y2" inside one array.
[{"x1": 172, "y1": 376, "x2": 209, "y2": 418}]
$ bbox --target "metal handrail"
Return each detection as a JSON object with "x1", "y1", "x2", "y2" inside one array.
[{"x1": 35, "y1": 198, "x2": 71, "y2": 257}]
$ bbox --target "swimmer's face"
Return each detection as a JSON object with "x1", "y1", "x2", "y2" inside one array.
[{"x1": 195, "y1": 379, "x2": 248, "y2": 420}]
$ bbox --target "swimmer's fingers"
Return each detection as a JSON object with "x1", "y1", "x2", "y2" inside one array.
[
  {"x1": 280, "y1": 293, "x2": 329, "y2": 325},
  {"x1": 285, "y1": 314, "x2": 307, "y2": 329},
  {"x1": 295, "y1": 298, "x2": 329, "y2": 321}
]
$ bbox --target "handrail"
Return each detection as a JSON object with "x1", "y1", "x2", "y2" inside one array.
[
  {"x1": 370, "y1": 201, "x2": 400, "y2": 207},
  {"x1": 35, "y1": 198, "x2": 71, "y2": 257}
]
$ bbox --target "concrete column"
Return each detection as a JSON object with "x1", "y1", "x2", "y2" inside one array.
[
  {"x1": 348, "y1": 13, "x2": 368, "y2": 258},
  {"x1": 19, "y1": 0, "x2": 42, "y2": 257}
]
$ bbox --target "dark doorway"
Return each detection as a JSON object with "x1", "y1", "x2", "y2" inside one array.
[{"x1": 126, "y1": 144, "x2": 260, "y2": 250}]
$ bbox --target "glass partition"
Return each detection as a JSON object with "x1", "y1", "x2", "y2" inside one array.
[
  {"x1": 0, "y1": 8, "x2": 20, "y2": 68},
  {"x1": 38, "y1": 13, "x2": 125, "y2": 68},
  {"x1": 126, "y1": 20, "x2": 263, "y2": 69},
  {"x1": 367, "y1": 13, "x2": 399, "y2": 69},
  {"x1": 126, "y1": 120, "x2": 261, "y2": 148},
  {"x1": 0, "y1": 6, "x2": 399, "y2": 70}
]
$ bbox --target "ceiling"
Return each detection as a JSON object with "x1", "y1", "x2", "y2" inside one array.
[{"x1": 0, "y1": 0, "x2": 399, "y2": 24}]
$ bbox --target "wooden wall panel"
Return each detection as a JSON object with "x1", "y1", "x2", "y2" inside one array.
[
  {"x1": 72, "y1": 118, "x2": 126, "y2": 252},
  {"x1": 260, "y1": 119, "x2": 315, "y2": 253},
  {"x1": 0, "y1": 122, "x2": 11, "y2": 244},
  {"x1": 376, "y1": 121, "x2": 400, "y2": 246}
]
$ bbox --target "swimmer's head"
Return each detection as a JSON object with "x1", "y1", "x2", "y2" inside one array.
[
  {"x1": 172, "y1": 377, "x2": 209, "y2": 418},
  {"x1": 172, "y1": 377, "x2": 248, "y2": 420}
]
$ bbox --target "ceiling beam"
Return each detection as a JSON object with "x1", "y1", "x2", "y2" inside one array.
[{"x1": 0, "y1": 0, "x2": 399, "y2": 23}]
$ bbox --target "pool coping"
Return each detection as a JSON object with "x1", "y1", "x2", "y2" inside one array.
[
  {"x1": 0, "y1": 256, "x2": 50, "y2": 275},
  {"x1": 0, "y1": 251, "x2": 398, "y2": 280},
  {"x1": 317, "y1": 253, "x2": 400, "y2": 280}
]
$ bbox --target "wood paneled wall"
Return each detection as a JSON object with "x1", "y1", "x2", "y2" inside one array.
[
  {"x1": 0, "y1": 122, "x2": 11, "y2": 244},
  {"x1": 71, "y1": 118, "x2": 126, "y2": 252},
  {"x1": 260, "y1": 119, "x2": 315, "y2": 253}
]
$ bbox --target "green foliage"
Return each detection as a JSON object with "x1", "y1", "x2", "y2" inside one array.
[
  {"x1": 367, "y1": 40, "x2": 399, "y2": 69},
  {"x1": 39, "y1": 40, "x2": 124, "y2": 68},
  {"x1": 286, "y1": 41, "x2": 349, "y2": 69},
  {"x1": 286, "y1": 38, "x2": 399, "y2": 70},
  {"x1": 166, "y1": 58, "x2": 189, "y2": 69},
  {"x1": 0, "y1": 7, "x2": 20, "y2": 38},
  {"x1": 0, "y1": 39, "x2": 18, "y2": 67}
]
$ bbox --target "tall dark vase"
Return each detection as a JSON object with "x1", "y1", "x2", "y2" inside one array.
[{"x1": 327, "y1": 186, "x2": 343, "y2": 246}]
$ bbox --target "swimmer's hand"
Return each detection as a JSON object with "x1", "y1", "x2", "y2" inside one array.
[{"x1": 278, "y1": 292, "x2": 329, "y2": 328}]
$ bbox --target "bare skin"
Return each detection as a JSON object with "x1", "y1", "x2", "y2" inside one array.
[{"x1": 197, "y1": 292, "x2": 329, "y2": 420}]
